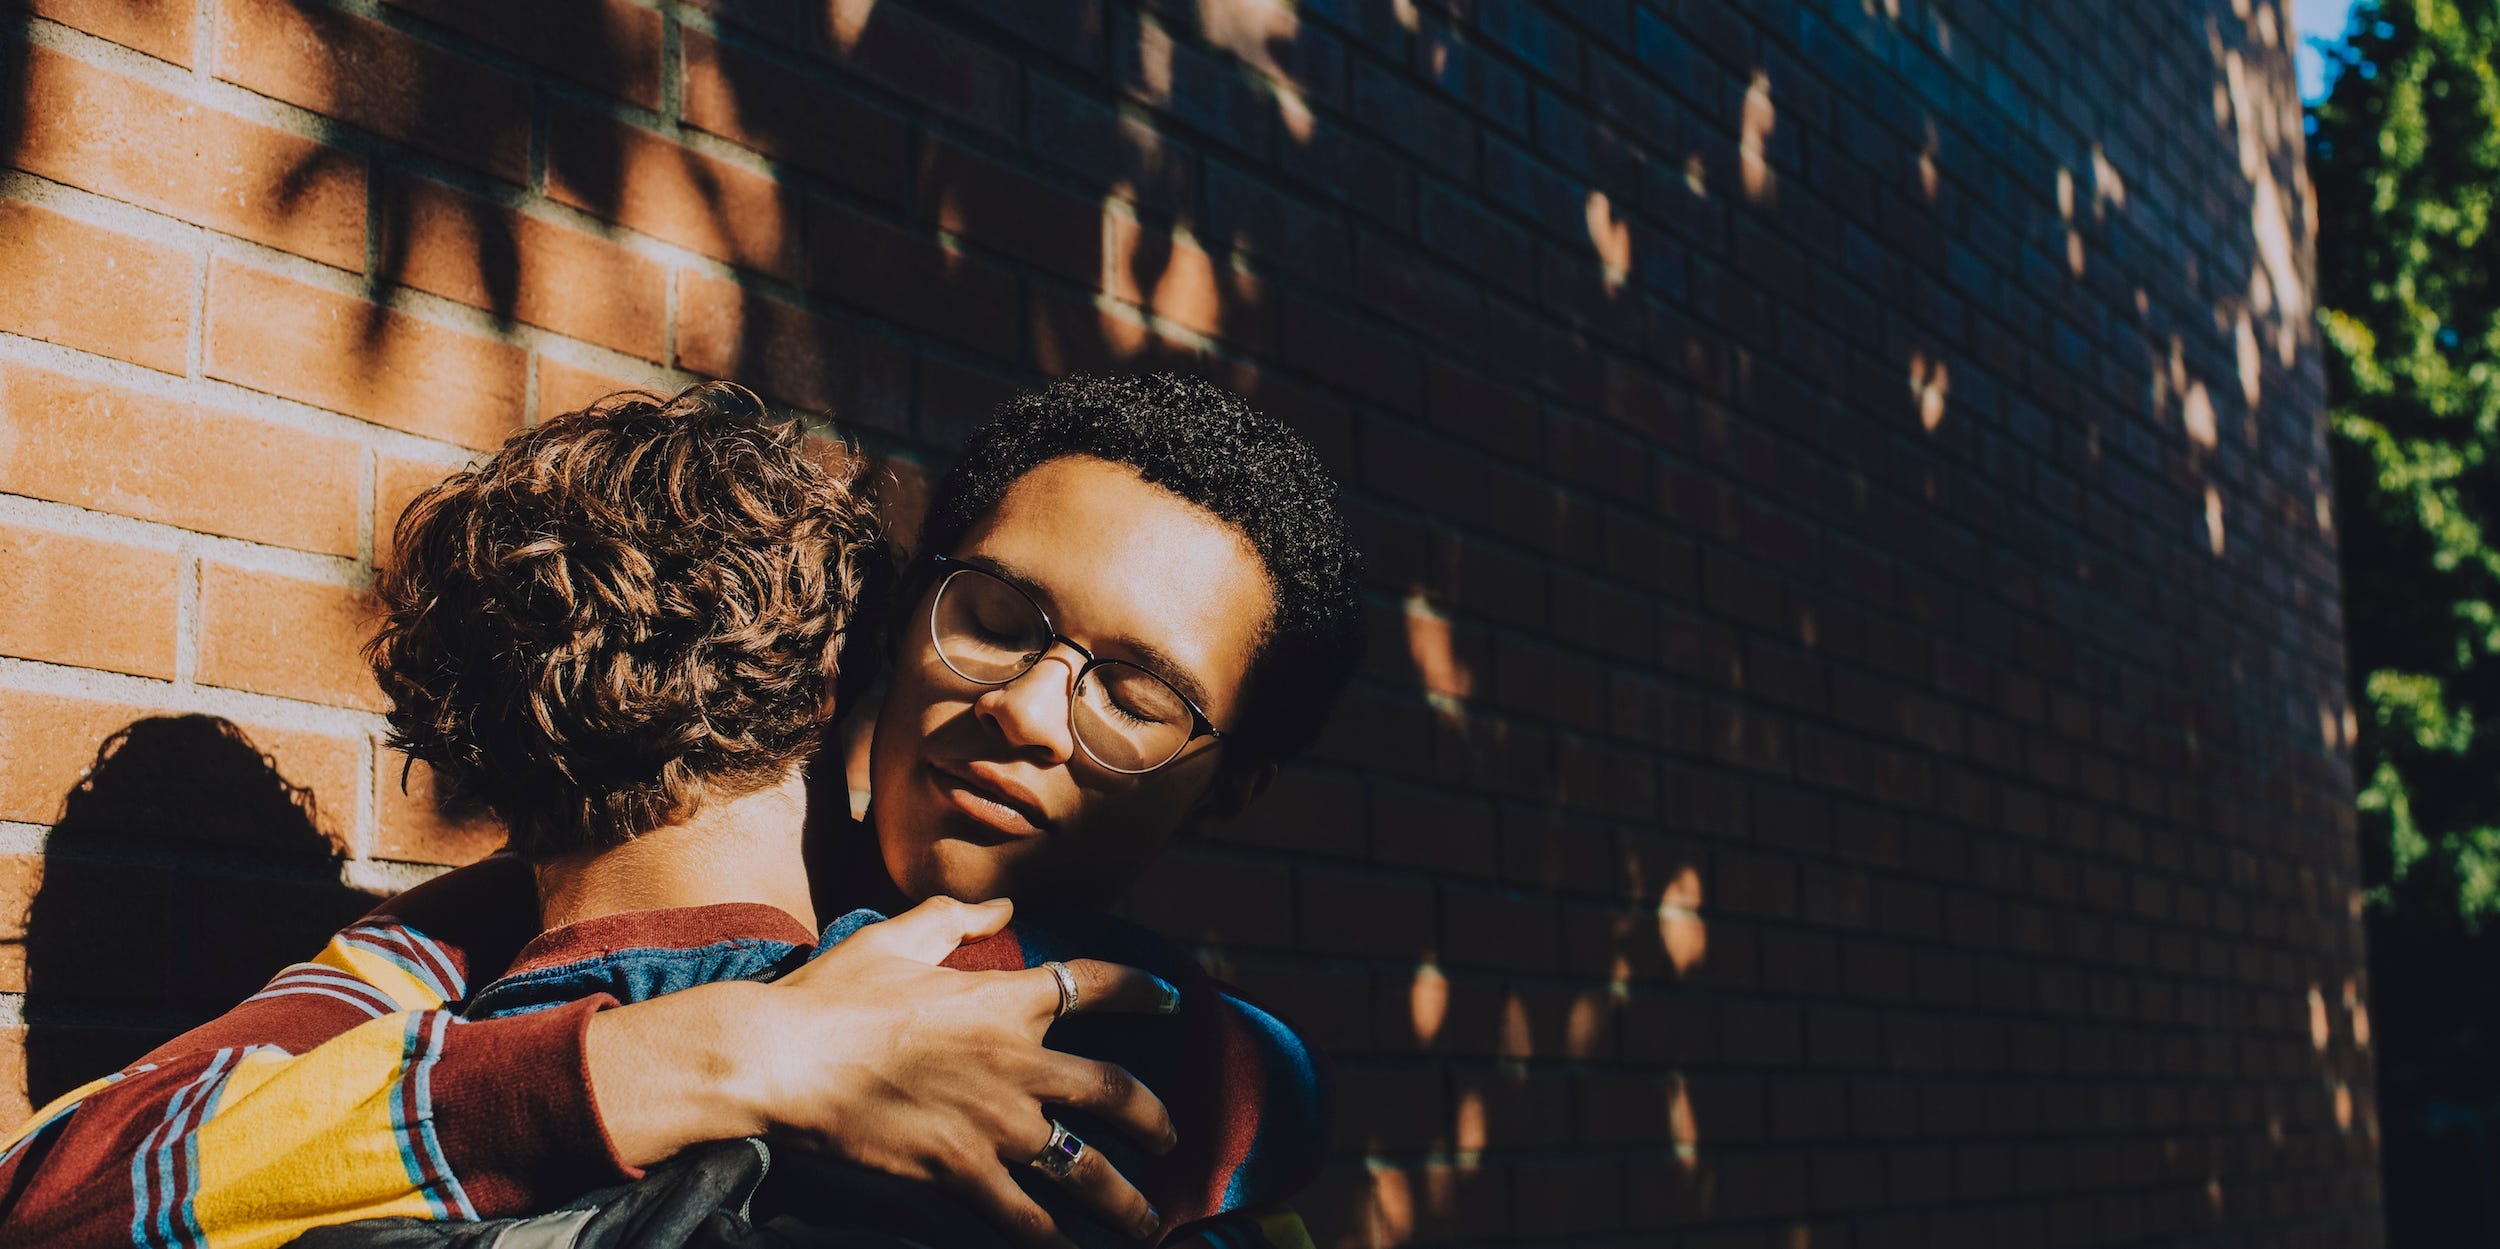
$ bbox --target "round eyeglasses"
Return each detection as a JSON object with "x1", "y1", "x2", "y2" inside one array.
[{"x1": 924, "y1": 555, "x2": 1225, "y2": 775}]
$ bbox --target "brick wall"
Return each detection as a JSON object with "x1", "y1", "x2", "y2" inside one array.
[{"x1": 0, "y1": 0, "x2": 2374, "y2": 1245}]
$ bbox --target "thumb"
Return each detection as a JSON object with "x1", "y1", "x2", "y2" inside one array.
[{"x1": 858, "y1": 895, "x2": 1014, "y2": 964}]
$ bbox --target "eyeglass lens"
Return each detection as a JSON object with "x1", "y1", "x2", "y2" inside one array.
[{"x1": 931, "y1": 568, "x2": 1195, "y2": 773}]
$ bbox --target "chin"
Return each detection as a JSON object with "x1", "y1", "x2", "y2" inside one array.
[{"x1": 886, "y1": 835, "x2": 1015, "y2": 906}]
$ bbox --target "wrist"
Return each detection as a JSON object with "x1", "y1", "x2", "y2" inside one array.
[{"x1": 587, "y1": 981, "x2": 778, "y2": 1165}]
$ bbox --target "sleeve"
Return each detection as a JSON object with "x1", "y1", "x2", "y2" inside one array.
[
  {"x1": 1167, "y1": 1206, "x2": 1316, "y2": 1249},
  {"x1": 0, "y1": 891, "x2": 632, "y2": 1247}
]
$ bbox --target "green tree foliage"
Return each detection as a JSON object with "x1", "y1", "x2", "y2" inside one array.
[{"x1": 2313, "y1": 0, "x2": 2500, "y2": 917}]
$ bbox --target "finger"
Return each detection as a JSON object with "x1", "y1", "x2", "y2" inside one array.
[
  {"x1": 1031, "y1": 959, "x2": 1182, "y2": 1020},
  {"x1": 1034, "y1": 1055, "x2": 1177, "y2": 1157},
  {"x1": 853, "y1": 895, "x2": 1014, "y2": 964},
  {"x1": 958, "y1": 1162, "x2": 1081, "y2": 1249},
  {"x1": 1025, "y1": 1120, "x2": 1161, "y2": 1243}
]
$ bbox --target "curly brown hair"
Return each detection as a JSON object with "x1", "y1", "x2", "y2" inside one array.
[{"x1": 367, "y1": 383, "x2": 882, "y2": 860}]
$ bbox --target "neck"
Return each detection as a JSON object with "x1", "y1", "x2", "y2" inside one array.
[{"x1": 534, "y1": 768, "x2": 816, "y2": 933}]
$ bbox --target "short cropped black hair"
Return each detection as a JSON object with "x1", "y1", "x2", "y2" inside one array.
[{"x1": 919, "y1": 373, "x2": 1365, "y2": 767}]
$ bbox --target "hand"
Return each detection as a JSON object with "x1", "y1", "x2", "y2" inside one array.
[{"x1": 586, "y1": 896, "x2": 1177, "y2": 1248}]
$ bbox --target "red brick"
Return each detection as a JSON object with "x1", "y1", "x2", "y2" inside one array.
[
  {"x1": 374, "y1": 751, "x2": 504, "y2": 865},
  {"x1": 1118, "y1": 847, "x2": 1296, "y2": 948},
  {"x1": 1105, "y1": 216, "x2": 1277, "y2": 354},
  {"x1": 1027, "y1": 285, "x2": 1200, "y2": 378},
  {"x1": 681, "y1": 29, "x2": 911, "y2": 207},
  {"x1": 384, "y1": 0, "x2": 664, "y2": 110},
  {"x1": 913, "y1": 355, "x2": 1023, "y2": 447},
  {"x1": 0, "y1": 524, "x2": 177, "y2": 679},
  {"x1": 0, "y1": 687, "x2": 359, "y2": 840},
  {"x1": 21, "y1": 0, "x2": 194, "y2": 64},
  {"x1": 213, "y1": 0, "x2": 529, "y2": 183},
  {"x1": 373, "y1": 450, "x2": 468, "y2": 565},
  {"x1": 550, "y1": 106, "x2": 801, "y2": 281},
  {"x1": 205, "y1": 258, "x2": 526, "y2": 449},
  {"x1": 536, "y1": 357, "x2": 652, "y2": 423},
  {"x1": 18, "y1": 42, "x2": 360, "y2": 270},
  {"x1": 0, "y1": 200, "x2": 191, "y2": 375},
  {"x1": 0, "y1": 367, "x2": 359, "y2": 557},
  {"x1": 673, "y1": 271, "x2": 911, "y2": 433},
  {"x1": 804, "y1": 197, "x2": 1020, "y2": 359},
  {"x1": 811, "y1": 1, "x2": 1020, "y2": 136},
  {"x1": 195, "y1": 562, "x2": 383, "y2": 710},
  {"x1": 383, "y1": 177, "x2": 667, "y2": 361},
  {"x1": 917, "y1": 138, "x2": 1104, "y2": 286}
]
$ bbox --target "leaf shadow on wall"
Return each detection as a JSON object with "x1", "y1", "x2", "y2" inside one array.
[{"x1": 20, "y1": 717, "x2": 374, "y2": 1109}]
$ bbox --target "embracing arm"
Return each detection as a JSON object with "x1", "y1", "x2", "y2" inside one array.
[
  {"x1": 0, "y1": 892, "x2": 1178, "y2": 1249},
  {"x1": 0, "y1": 912, "x2": 628, "y2": 1248}
]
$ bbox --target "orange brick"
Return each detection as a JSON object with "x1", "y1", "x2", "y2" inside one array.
[
  {"x1": 0, "y1": 687, "x2": 358, "y2": 843},
  {"x1": 680, "y1": 29, "x2": 910, "y2": 206},
  {"x1": 549, "y1": 106, "x2": 800, "y2": 281},
  {"x1": 805, "y1": 196, "x2": 1019, "y2": 357},
  {"x1": 205, "y1": 259, "x2": 525, "y2": 449},
  {"x1": 19, "y1": 43, "x2": 366, "y2": 270},
  {"x1": 0, "y1": 367, "x2": 359, "y2": 557},
  {"x1": 0, "y1": 524, "x2": 177, "y2": 679},
  {"x1": 195, "y1": 562, "x2": 383, "y2": 711},
  {"x1": 373, "y1": 449, "x2": 465, "y2": 564},
  {"x1": 0, "y1": 200, "x2": 190, "y2": 375},
  {"x1": 382, "y1": 177, "x2": 666, "y2": 361},
  {"x1": 24, "y1": 0, "x2": 195, "y2": 65},
  {"x1": 383, "y1": 0, "x2": 665, "y2": 111},
  {"x1": 212, "y1": 0, "x2": 529, "y2": 183},
  {"x1": 674, "y1": 272, "x2": 910, "y2": 431},
  {"x1": 0, "y1": 1025, "x2": 25, "y2": 1130},
  {"x1": 536, "y1": 356, "x2": 650, "y2": 423},
  {"x1": 1105, "y1": 216, "x2": 1276, "y2": 353},
  {"x1": 375, "y1": 751, "x2": 504, "y2": 866}
]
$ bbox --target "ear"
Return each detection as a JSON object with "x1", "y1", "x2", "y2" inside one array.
[{"x1": 1186, "y1": 760, "x2": 1276, "y2": 829}]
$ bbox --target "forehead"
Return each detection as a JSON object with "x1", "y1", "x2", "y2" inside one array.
[{"x1": 955, "y1": 455, "x2": 1272, "y2": 703}]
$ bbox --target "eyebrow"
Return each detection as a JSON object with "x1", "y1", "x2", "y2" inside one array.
[{"x1": 965, "y1": 553, "x2": 1220, "y2": 714}]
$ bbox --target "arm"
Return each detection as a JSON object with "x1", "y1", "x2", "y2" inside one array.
[
  {"x1": 0, "y1": 894, "x2": 1178, "y2": 1249},
  {"x1": 0, "y1": 913, "x2": 626, "y2": 1249}
]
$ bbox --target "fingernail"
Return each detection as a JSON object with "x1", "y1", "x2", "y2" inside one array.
[
  {"x1": 1151, "y1": 976, "x2": 1181, "y2": 1015},
  {"x1": 1139, "y1": 1207, "x2": 1162, "y2": 1239}
]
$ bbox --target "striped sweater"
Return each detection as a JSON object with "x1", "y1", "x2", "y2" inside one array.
[{"x1": 0, "y1": 859, "x2": 1321, "y2": 1249}]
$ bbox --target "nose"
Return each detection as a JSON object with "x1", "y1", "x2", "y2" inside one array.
[{"x1": 973, "y1": 642, "x2": 1081, "y2": 764}]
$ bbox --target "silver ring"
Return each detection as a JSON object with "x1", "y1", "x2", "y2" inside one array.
[
  {"x1": 1043, "y1": 960, "x2": 1080, "y2": 1019},
  {"x1": 1031, "y1": 1120, "x2": 1085, "y2": 1181}
]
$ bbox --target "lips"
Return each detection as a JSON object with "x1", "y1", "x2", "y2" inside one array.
[{"x1": 928, "y1": 760, "x2": 1052, "y2": 837}]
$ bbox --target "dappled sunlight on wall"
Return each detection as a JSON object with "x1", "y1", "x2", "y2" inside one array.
[{"x1": 0, "y1": 0, "x2": 2371, "y2": 1244}]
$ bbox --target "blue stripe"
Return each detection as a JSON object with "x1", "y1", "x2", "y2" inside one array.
[
  {"x1": 343, "y1": 926, "x2": 453, "y2": 1001},
  {"x1": 0, "y1": 1064, "x2": 150, "y2": 1169},
  {"x1": 131, "y1": 1050, "x2": 236, "y2": 1249},
  {"x1": 253, "y1": 984, "x2": 391, "y2": 1018},
  {"x1": 387, "y1": 1013, "x2": 476, "y2": 1219},
  {"x1": 396, "y1": 926, "x2": 465, "y2": 1000},
  {"x1": 1218, "y1": 999, "x2": 1323, "y2": 1212},
  {"x1": 259, "y1": 967, "x2": 397, "y2": 1014}
]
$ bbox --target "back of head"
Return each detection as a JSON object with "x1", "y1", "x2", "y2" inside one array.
[
  {"x1": 368, "y1": 383, "x2": 881, "y2": 860},
  {"x1": 918, "y1": 372, "x2": 1365, "y2": 767}
]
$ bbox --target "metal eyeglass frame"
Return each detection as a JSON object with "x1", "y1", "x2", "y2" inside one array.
[{"x1": 921, "y1": 553, "x2": 1225, "y2": 775}]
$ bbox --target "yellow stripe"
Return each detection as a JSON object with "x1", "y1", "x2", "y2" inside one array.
[
  {"x1": 0, "y1": 1068, "x2": 131, "y2": 1154},
  {"x1": 1255, "y1": 1210, "x2": 1315, "y2": 1249},
  {"x1": 189, "y1": 1019, "x2": 440, "y2": 1249},
  {"x1": 312, "y1": 941, "x2": 443, "y2": 1013}
]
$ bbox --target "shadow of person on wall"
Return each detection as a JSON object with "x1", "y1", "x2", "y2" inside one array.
[{"x1": 21, "y1": 716, "x2": 377, "y2": 1109}]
